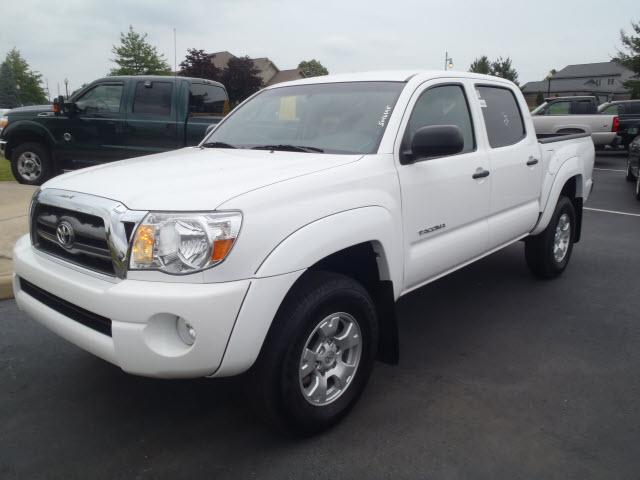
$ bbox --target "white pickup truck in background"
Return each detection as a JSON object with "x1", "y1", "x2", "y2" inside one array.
[
  {"x1": 13, "y1": 71, "x2": 594, "y2": 435},
  {"x1": 531, "y1": 96, "x2": 619, "y2": 147}
]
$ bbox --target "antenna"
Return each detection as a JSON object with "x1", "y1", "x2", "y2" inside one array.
[{"x1": 173, "y1": 28, "x2": 177, "y2": 76}]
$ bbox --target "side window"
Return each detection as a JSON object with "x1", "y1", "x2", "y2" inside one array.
[
  {"x1": 189, "y1": 84, "x2": 227, "y2": 115},
  {"x1": 545, "y1": 101, "x2": 571, "y2": 115},
  {"x1": 601, "y1": 105, "x2": 620, "y2": 115},
  {"x1": 75, "y1": 84, "x2": 123, "y2": 114},
  {"x1": 132, "y1": 82, "x2": 173, "y2": 116},
  {"x1": 627, "y1": 103, "x2": 640, "y2": 114},
  {"x1": 476, "y1": 86, "x2": 526, "y2": 148},
  {"x1": 405, "y1": 84, "x2": 475, "y2": 154},
  {"x1": 573, "y1": 101, "x2": 594, "y2": 114}
]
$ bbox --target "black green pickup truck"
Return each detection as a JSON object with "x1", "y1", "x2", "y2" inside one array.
[{"x1": 0, "y1": 75, "x2": 228, "y2": 185}]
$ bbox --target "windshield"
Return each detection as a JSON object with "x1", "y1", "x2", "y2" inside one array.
[{"x1": 203, "y1": 82, "x2": 405, "y2": 154}]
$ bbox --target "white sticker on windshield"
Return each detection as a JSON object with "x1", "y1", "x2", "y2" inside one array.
[
  {"x1": 479, "y1": 99, "x2": 487, "y2": 108},
  {"x1": 378, "y1": 105, "x2": 392, "y2": 127}
]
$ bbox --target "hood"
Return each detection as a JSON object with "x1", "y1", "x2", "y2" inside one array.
[
  {"x1": 43, "y1": 147, "x2": 361, "y2": 210},
  {"x1": 8, "y1": 105, "x2": 52, "y2": 116}
]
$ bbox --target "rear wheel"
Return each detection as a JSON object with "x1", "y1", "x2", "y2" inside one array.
[
  {"x1": 635, "y1": 175, "x2": 640, "y2": 201},
  {"x1": 525, "y1": 196, "x2": 576, "y2": 279},
  {"x1": 249, "y1": 271, "x2": 378, "y2": 436},
  {"x1": 10, "y1": 142, "x2": 52, "y2": 185}
]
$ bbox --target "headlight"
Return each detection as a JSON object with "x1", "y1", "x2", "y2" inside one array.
[
  {"x1": 130, "y1": 211, "x2": 242, "y2": 274},
  {"x1": 0, "y1": 116, "x2": 8, "y2": 132}
]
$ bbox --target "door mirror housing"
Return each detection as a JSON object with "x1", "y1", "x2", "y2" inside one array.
[{"x1": 402, "y1": 125, "x2": 464, "y2": 164}]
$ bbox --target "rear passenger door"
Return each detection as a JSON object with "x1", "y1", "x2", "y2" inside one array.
[
  {"x1": 396, "y1": 81, "x2": 491, "y2": 291},
  {"x1": 475, "y1": 85, "x2": 542, "y2": 248},
  {"x1": 186, "y1": 83, "x2": 227, "y2": 145},
  {"x1": 124, "y1": 80, "x2": 181, "y2": 157}
]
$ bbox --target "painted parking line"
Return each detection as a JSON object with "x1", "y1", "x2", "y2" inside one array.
[
  {"x1": 594, "y1": 168, "x2": 627, "y2": 172},
  {"x1": 585, "y1": 207, "x2": 640, "y2": 218}
]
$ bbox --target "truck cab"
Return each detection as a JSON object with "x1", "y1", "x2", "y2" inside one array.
[{"x1": 0, "y1": 76, "x2": 228, "y2": 185}]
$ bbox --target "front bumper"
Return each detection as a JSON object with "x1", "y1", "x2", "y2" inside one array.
[{"x1": 13, "y1": 235, "x2": 251, "y2": 378}]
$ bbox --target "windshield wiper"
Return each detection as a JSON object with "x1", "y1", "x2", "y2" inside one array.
[
  {"x1": 201, "y1": 141, "x2": 238, "y2": 149},
  {"x1": 251, "y1": 144, "x2": 324, "y2": 153}
]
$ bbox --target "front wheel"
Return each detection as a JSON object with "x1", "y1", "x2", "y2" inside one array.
[
  {"x1": 627, "y1": 157, "x2": 636, "y2": 182},
  {"x1": 249, "y1": 271, "x2": 378, "y2": 436},
  {"x1": 525, "y1": 196, "x2": 576, "y2": 279},
  {"x1": 10, "y1": 142, "x2": 52, "y2": 185}
]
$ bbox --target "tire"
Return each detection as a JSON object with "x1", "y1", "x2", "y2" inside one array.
[
  {"x1": 525, "y1": 196, "x2": 576, "y2": 279},
  {"x1": 249, "y1": 271, "x2": 378, "y2": 436},
  {"x1": 10, "y1": 142, "x2": 52, "y2": 185},
  {"x1": 635, "y1": 175, "x2": 640, "y2": 201},
  {"x1": 627, "y1": 157, "x2": 635, "y2": 182}
]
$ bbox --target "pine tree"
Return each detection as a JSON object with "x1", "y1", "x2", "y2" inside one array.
[
  {"x1": 615, "y1": 20, "x2": 640, "y2": 99},
  {"x1": 110, "y1": 26, "x2": 171, "y2": 76},
  {"x1": 0, "y1": 48, "x2": 47, "y2": 106}
]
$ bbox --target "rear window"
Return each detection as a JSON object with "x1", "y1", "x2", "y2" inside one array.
[
  {"x1": 189, "y1": 84, "x2": 227, "y2": 115},
  {"x1": 132, "y1": 81, "x2": 173, "y2": 116},
  {"x1": 476, "y1": 86, "x2": 526, "y2": 148},
  {"x1": 627, "y1": 102, "x2": 640, "y2": 115}
]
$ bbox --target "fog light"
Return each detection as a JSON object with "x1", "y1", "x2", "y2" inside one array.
[{"x1": 176, "y1": 317, "x2": 196, "y2": 346}]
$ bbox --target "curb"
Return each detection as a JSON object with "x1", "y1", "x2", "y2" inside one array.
[{"x1": 0, "y1": 274, "x2": 13, "y2": 300}]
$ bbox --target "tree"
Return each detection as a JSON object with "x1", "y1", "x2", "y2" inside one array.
[
  {"x1": 221, "y1": 56, "x2": 263, "y2": 104},
  {"x1": 0, "y1": 48, "x2": 47, "y2": 106},
  {"x1": 469, "y1": 56, "x2": 492, "y2": 75},
  {"x1": 614, "y1": 19, "x2": 640, "y2": 99},
  {"x1": 110, "y1": 26, "x2": 171, "y2": 76},
  {"x1": 469, "y1": 55, "x2": 519, "y2": 85},
  {"x1": 298, "y1": 59, "x2": 329, "y2": 78},
  {"x1": 179, "y1": 48, "x2": 221, "y2": 81},
  {"x1": 490, "y1": 57, "x2": 519, "y2": 85},
  {"x1": 0, "y1": 62, "x2": 19, "y2": 108}
]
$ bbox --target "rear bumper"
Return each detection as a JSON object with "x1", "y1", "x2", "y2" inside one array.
[{"x1": 13, "y1": 235, "x2": 251, "y2": 378}]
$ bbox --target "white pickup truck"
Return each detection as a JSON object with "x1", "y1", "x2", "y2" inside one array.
[
  {"x1": 531, "y1": 96, "x2": 619, "y2": 147},
  {"x1": 13, "y1": 71, "x2": 594, "y2": 434}
]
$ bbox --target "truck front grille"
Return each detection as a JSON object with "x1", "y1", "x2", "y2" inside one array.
[
  {"x1": 31, "y1": 202, "x2": 116, "y2": 276},
  {"x1": 19, "y1": 277, "x2": 112, "y2": 336}
]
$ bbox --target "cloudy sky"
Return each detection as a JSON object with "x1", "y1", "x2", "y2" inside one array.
[{"x1": 1, "y1": 0, "x2": 637, "y2": 97}]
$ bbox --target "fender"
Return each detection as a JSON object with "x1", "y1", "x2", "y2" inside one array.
[
  {"x1": 3, "y1": 120, "x2": 57, "y2": 154},
  {"x1": 213, "y1": 207, "x2": 403, "y2": 376},
  {"x1": 552, "y1": 124, "x2": 590, "y2": 134},
  {"x1": 531, "y1": 156, "x2": 583, "y2": 236},
  {"x1": 256, "y1": 206, "x2": 403, "y2": 299}
]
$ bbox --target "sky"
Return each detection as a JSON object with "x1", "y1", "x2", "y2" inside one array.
[{"x1": 0, "y1": 0, "x2": 637, "y2": 98}]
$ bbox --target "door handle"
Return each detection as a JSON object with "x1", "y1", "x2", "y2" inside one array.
[
  {"x1": 527, "y1": 156, "x2": 539, "y2": 166},
  {"x1": 472, "y1": 168, "x2": 490, "y2": 179}
]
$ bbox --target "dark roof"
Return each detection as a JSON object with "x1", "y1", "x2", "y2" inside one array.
[
  {"x1": 553, "y1": 61, "x2": 631, "y2": 79},
  {"x1": 266, "y1": 68, "x2": 304, "y2": 86}
]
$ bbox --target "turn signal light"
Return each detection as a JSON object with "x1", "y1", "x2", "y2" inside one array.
[
  {"x1": 212, "y1": 238, "x2": 235, "y2": 262},
  {"x1": 132, "y1": 225, "x2": 155, "y2": 264}
]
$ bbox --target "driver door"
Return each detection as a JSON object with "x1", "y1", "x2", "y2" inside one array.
[{"x1": 60, "y1": 81, "x2": 127, "y2": 168}]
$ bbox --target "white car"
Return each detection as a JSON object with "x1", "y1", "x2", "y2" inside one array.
[{"x1": 13, "y1": 71, "x2": 595, "y2": 434}]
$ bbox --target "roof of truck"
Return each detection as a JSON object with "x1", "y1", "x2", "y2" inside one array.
[{"x1": 266, "y1": 70, "x2": 514, "y2": 88}]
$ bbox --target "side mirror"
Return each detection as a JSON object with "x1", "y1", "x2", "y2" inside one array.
[
  {"x1": 402, "y1": 125, "x2": 464, "y2": 164},
  {"x1": 53, "y1": 95, "x2": 65, "y2": 115}
]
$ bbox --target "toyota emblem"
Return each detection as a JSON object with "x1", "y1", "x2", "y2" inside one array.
[{"x1": 56, "y1": 221, "x2": 75, "y2": 248}]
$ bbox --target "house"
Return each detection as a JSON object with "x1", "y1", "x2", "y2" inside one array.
[
  {"x1": 207, "y1": 51, "x2": 304, "y2": 86},
  {"x1": 521, "y1": 61, "x2": 636, "y2": 108}
]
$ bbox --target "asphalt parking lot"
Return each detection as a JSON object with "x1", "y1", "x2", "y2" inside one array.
[{"x1": 1, "y1": 152, "x2": 639, "y2": 479}]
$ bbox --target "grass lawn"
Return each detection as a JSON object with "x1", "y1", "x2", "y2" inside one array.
[{"x1": 0, "y1": 159, "x2": 15, "y2": 181}]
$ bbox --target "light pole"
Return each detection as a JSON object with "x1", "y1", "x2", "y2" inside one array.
[
  {"x1": 444, "y1": 51, "x2": 454, "y2": 71},
  {"x1": 64, "y1": 78, "x2": 69, "y2": 99}
]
